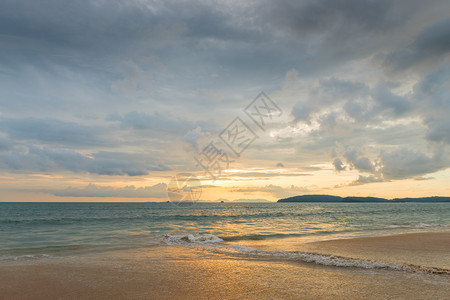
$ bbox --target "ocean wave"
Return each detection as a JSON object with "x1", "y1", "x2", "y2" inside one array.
[
  {"x1": 162, "y1": 232, "x2": 224, "y2": 245},
  {"x1": 221, "y1": 233, "x2": 306, "y2": 241},
  {"x1": 386, "y1": 223, "x2": 450, "y2": 229},
  {"x1": 210, "y1": 244, "x2": 450, "y2": 275},
  {"x1": 2, "y1": 244, "x2": 87, "y2": 253},
  {"x1": 0, "y1": 253, "x2": 53, "y2": 263},
  {"x1": 162, "y1": 233, "x2": 450, "y2": 275},
  {"x1": 162, "y1": 232, "x2": 309, "y2": 244},
  {"x1": 0, "y1": 211, "x2": 330, "y2": 226},
  {"x1": 0, "y1": 244, "x2": 88, "y2": 263}
]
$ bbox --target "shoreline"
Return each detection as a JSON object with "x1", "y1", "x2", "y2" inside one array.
[
  {"x1": 235, "y1": 231, "x2": 450, "y2": 270},
  {"x1": 301, "y1": 231, "x2": 450, "y2": 271},
  {"x1": 1, "y1": 231, "x2": 449, "y2": 299}
]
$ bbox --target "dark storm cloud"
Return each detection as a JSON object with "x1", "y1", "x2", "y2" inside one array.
[
  {"x1": 267, "y1": 0, "x2": 403, "y2": 37},
  {"x1": 383, "y1": 17, "x2": 450, "y2": 71},
  {"x1": 371, "y1": 83, "x2": 412, "y2": 117},
  {"x1": 413, "y1": 65, "x2": 450, "y2": 144},
  {"x1": 0, "y1": 0, "x2": 428, "y2": 89},
  {"x1": 414, "y1": 64, "x2": 450, "y2": 98},
  {"x1": 2, "y1": 0, "x2": 448, "y2": 80},
  {"x1": 0, "y1": 0, "x2": 262, "y2": 72},
  {"x1": 0, "y1": 1, "x2": 174, "y2": 54},
  {"x1": 0, "y1": 0, "x2": 449, "y2": 184},
  {"x1": 257, "y1": 0, "x2": 430, "y2": 76},
  {"x1": 425, "y1": 118, "x2": 450, "y2": 144}
]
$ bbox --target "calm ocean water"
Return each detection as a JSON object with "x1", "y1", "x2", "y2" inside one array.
[{"x1": 1, "y1": 202, "x2": 449, "y2": 263}]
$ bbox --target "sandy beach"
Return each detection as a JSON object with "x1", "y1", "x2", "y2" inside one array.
[
  {"x1": 241, "y1": 232, "x2": 450, "y2": 271},
  {"x1": 1, "y1": 232, "x2": 449, "y2": 299},
  {"x1": 299, "y1": 232, "x2": 450, "y2": 270}
]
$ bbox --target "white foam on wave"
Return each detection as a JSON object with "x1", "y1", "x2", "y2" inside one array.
[
  {"x1": 161, "y1": 232, "x2": 449, "y2": 275},
  {"x1": 162, "y1": 235, "x2": 449, "y2": 275},
  {"x1": 162, "y1": 232, "x2": 224, "y2": 245},
  {"x1": 0, "y1": 253, "x2": 53, "y2": 262},
  {"x1": 209, "y1": 244, "x2": 450, "y2": 274},
  {"x1": 386, "y1": 223, "x2": 450, "y2": 229}
]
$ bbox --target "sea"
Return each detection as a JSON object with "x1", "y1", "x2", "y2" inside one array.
[{"x1": 1, "y1": 201, "x2": 449, "y2": 271}]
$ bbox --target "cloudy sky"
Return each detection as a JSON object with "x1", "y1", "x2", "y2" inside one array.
[{"x1": 1, "y1": 0, "x2": 449, "y2": 201}]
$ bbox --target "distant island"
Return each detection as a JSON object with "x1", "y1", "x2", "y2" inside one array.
[{"x1": 277, "y1": 195, "x2": 450, "y2": 203}]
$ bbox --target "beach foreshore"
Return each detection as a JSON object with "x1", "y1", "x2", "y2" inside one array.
[
  {"x1": 240, "y1": 231, "x2": 450, "y2": 270},
  {"x1": 1, "y1": 231, "x2": 449, "y2": 299}
]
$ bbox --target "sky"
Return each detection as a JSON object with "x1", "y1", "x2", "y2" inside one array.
[{"x1": 0, "y1": 0, "x2": 449, "y2": 202}]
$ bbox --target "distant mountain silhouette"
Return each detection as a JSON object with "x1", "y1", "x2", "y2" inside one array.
[{"x1": 277, "y1": 195, "x2": 450, "y2": 203}]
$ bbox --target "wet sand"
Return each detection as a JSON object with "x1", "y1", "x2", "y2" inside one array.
[
  {"x1": 301, "y1": 232, "x2": 450, "y2": 270},
  {"x1": 242, "y1": 232, "x2": 450, "y2": 270},
  {"x1": 1, "y1": 232, "x2": 449, "y2": 299}
]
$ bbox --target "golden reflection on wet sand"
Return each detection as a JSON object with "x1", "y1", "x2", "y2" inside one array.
[{"x1": 1, "y1": 233, "x2": 449, "y2": 300}]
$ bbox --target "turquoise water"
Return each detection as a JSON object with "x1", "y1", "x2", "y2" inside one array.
[{"x1": 1, "y1": 202, "x2": 449, "y2": 262}]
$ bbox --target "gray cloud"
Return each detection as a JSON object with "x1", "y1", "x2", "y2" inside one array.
[
  {"x1": 313, "y1": 77, "x2": 370, "y2": 102},
  {"x1": 0, "y1": 117, "x2": 107, "y2": 147},
  {"x1": 349, "y1": 175, "x2": 384, "y2": 186},
  {"x1": 425, "y1": 118, "x2": 450, "y2": 143},
  {"x1": 342, "y1": 83, "x2": 412, "y2": 123},
  {"x1": 383, "y1": 17, "x2": 450, "y2": 71},
  {"x1": 294, "y1": 78, "x2": 413, "y2": 129},
  {"x1": 291, "y1": 101, "x2": 311, "y2": 122},
  {"x1": 0, "y1": 146, "x2": 169, "y2": 176},
  {"x1": 0, "y1": 135, "x2": 12, "y2": 152},
  {"x1": 235, "y1": 184, "x2": 310, "y2": 198},
  {"x1": 353, "y1": 157, "x2": 375, "y2": 173},
  {"x1": 343, "y1": 149, "x2": 375, "y2": 173},
  {"x1": 1, "y1": 0, "x2": 440, "y2": 100},
  {"x1": 109, "y1": 111, "x2": 201, "y2": 135},
  {"x1": 333, "y1": 158, "x2": 346, "y2": 171},
  {"x1": 47, "y1": 183, "x2": 168, "y2": 198},
  {"x1": 258, "y1": 0, "x2": 440, "y2": 77},
  {"x1": 183, "y1": 126, "x2": 210, "y2": 151},
  {"x1": 0, "y1": 0, "x2": 449, "y2": 192},
  {"x1": 226, "y1": 171, "x2": 310, "y2": 179},
  {"x1": 371, "y1": 83, "x2": 412, "y2": 117},
  {"x1": 267, "y1": 0, "x2": 404, "y2": 36},
  {"x1": 413, "y1": 65, "x2": 450, "y2": 144},
  {"x1": 0, "y1": 0, "x2": 184, "y2": 56},
  {"x1": 340, "y1": 146, "x2": 448, "y2": 184},
  {"x1": 380, "y1": 148, "x2": 446, "y2": 180}
]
